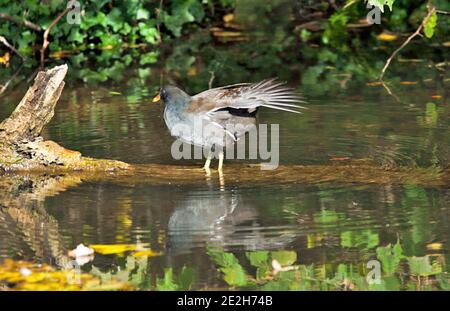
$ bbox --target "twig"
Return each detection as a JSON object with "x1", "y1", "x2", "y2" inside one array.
[
  {"x1": 0, "y1": 64, "x2": 23, "y2": 96},
  {"x1": 0, "y1": 36, "x2": 25, "y2": 60},
  {"x1": 379, "y1": 6, "x2": 436, "y2": 80},
  {"x1": 40, "y1": 7, "x2": 72, "y2": 68},
  {"x1": 380, "y1": 81, "x2": 401, "y2": 103},
  {"x1": 0, "y1": 13, "x2": 42, "y2": 32},
  {"x1": 208, "y1": 71, "x2": 215, "y2": 89},
  {"x1": 156, "y1": 0, "x2": 164, "y2": 44}
]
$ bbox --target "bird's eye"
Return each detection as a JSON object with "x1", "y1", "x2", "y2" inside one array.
[{"x1": 160, "y1": 88, "x2": 168, "y2": 101}]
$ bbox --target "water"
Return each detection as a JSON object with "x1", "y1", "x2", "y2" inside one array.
[{"x1": 0, "y1": 66, "x2": 449, "y2": 290}]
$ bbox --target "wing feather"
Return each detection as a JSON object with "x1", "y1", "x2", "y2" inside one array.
[{"x1": 191, "y1": 78, "x2": 306, "y2": 115}]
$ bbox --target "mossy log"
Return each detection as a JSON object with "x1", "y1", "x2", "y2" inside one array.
[{"x1": 0, "y1": 65, "x2": 448, "y2": 187}]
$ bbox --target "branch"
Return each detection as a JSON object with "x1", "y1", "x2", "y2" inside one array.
[
  {"x1": 208, "y1": 71, "x2": 215, "y2": 89},
  {"x1": 156, "y1": 0, "x2": 164, "y2": 44},
  {"x1": 379, "y1": 6, "x2": 436, "y2": 80},
  {"x1": 0, "y1": 35, "x2": 25, "y2": 60},
  {"x1": 0, "y1": 13, "x2": 42, "y2": 32},
  {"x1": 0, "y1": 64, "x2": 23, "y2": 96},
  {"x1": 40, "y1": 7, "x2": 72, "y2": 67}
]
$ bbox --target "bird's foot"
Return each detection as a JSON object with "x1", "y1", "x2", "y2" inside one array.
[{"x1": 204, "y1": 166, "x2": 212, "y2": 177}]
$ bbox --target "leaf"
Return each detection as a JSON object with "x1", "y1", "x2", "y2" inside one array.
[
  {"x1": 426, "y1": 243, "x2": 443, "y2": 251},
  {"x1": 313, "y1": 210, "x2": 339, "y2": 224},
  {"x1": 162, "y1": 0, "x2": 205, "y2": 37},
  {"x1": 368, "y1": 275, "x2": 401, "y2": 291},
  {"x1": 105, "y1": 8, "x2": 123, "y2": 32},
  {"x1": 90, "y1": 244, "x2": 137, "y2": 255},
  {"x1": 177, "y1": 266, "x2": 195, "y2": 290},
  {"x1": 0, "y1": 52, "x2": 10, "y2": 65},
  {"x1": 207, "y1": 248, "x2": 240, "y2": 267},
  {"x1": 139, "y1": 51, "x2": 159, "y2": 65},
  {"x1": 221, "y1": 264, "x2": 247, "y2": 286},
  {"x1": 136, "y1": 8, "x2": 150, "y2": 20},
  {"x1": 246, "y1": 251, "x2": 269, "y2": 268},
  {"x1": 138, "y1": 23, "x2": 159, "y2": 45},
  {"x1": 377, "y1": 32, "x2": 398, "y2": 42},
  {"x1": 261, "y1": 270, "x2": 301, "y2": 291},
  {"x1": 270, "y1": 251, "x2": 297, "y2": 266},
  {"x1": 156, "y1": 268, "x2": 178, "y2": 291},
  {"x1": 256, "y1": 266, "x2": 270, "y2": 280},
  {"x1": 207, "y1": 248, "x2": 248, "y2": 287},
  {"x1": 408, "y1": 256, "x2": 442, "y2": 277},
  {"x1": 341, "y1": 230, "x2": 379, "y2": 249},
  {"x1": 437, "y1": 274, "x2": 450, "y2": 290},
  {"x1": 376, "y1": 242, "x2": 403, "y2": 274},
  {"x1": 424, "y1": 11, "x2": 437, "y2": 39},
  {"x1": 132, "y1": 250, "x2": 162, "y2": 257}
]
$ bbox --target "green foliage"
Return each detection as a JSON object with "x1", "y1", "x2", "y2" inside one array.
[
  {"x1": 207, "y1": 248, "x2": 242, "y2": 284},
  {"x1": 156, "y1": 268, "x2": 178, "y2": 290},
  {"x1": 207, "y1": 242, "x2": 448, "y2": 291},
  {"x1": 271, "y1": 251, "x2": 297, "y2": 266},
  {"x1": 408, "y1": 256, "x2": 442, "y2": 277},
  {"x1": 322, "y1": 11, "x2": 349, "y2": 49},
  {"x1": 376, "y1": 242, "x2": 404, "y2": 274},
  {"x1": 156, "y1": 266, "x2": 196, "y2": 290},
  {"x1": 207, "y1": 247, "x2": 248, "y2": 286},
  {"x1": 90, "y1": 255, "x2": 151, "y2": 289},
  {"x1": 341, "y1": 230, "x2": 380, "y2": 249},
  {"x1": 424, "y1": 11, "x2": 438, "y2": 38},
  {"x1": 0, "y1": 0, "x2": 447, "y2": 86},
  {"x1": 246, "y1": 250, "x2": 269, "y2": 267},
  {"x1": 161, "y1": 0, "x2": 205, "y2": 37}
]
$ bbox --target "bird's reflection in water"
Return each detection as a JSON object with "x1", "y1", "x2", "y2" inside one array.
[{"x1": 167, "y1": 189, "x2": 296, "y2": 255}]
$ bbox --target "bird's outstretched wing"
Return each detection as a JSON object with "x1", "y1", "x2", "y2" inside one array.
[{"x1": 188, "y1": 79, "x2": 306, "y2": 114}]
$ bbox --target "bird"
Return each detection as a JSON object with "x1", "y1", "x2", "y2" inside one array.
[{"x1": 152, "y1": 79, "x2": 305, "y2": 173}]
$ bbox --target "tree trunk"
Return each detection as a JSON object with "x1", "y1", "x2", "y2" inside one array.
[{"x1": 0, "y1": 65, "x2": 128, "y2": 171}]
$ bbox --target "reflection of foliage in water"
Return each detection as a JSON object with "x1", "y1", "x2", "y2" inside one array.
[{"x1": 204, "y1": 242, "x2": 448, "y2": 291}]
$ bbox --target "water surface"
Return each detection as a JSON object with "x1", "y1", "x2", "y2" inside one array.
[{"x1": 0, "y1": 65, "x2": 449, "y2": 290}]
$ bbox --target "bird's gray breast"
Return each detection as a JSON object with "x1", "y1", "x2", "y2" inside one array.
[
  {"x1": 164, "y1": 107, "x2": 222, "y2": 148},
  {"x1": 164, "y1": 107, "x2": 256, "y2": 149}
]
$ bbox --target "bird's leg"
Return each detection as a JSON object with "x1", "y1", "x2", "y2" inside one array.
[
  {"x1": 203, "y1": 151, "x2": 212, "y2": 176},
  {"x1": 218, "y1": 151, "x2": 224, "y2": 173}
]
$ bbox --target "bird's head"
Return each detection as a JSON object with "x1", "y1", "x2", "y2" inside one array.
[{"x1": 152, "y1": 85, "x2": 190, "y2": 106}]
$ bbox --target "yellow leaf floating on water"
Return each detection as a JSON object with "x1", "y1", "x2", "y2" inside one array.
[
  {"x1": 90, "y1": 244, "x2": 137, "y2": 255},
  {"x1": 377, "y1": 32, "x2": 398, "y2": 42},
  {"x1": 0, "y1": 259, "x2": 130, "y2": 290},
  {"x1": 90, "y1": 244, "x2": 161, "y2": 257},
  {"x1": 132, "y1": 250, "x2": 163, "y2": 257}
]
